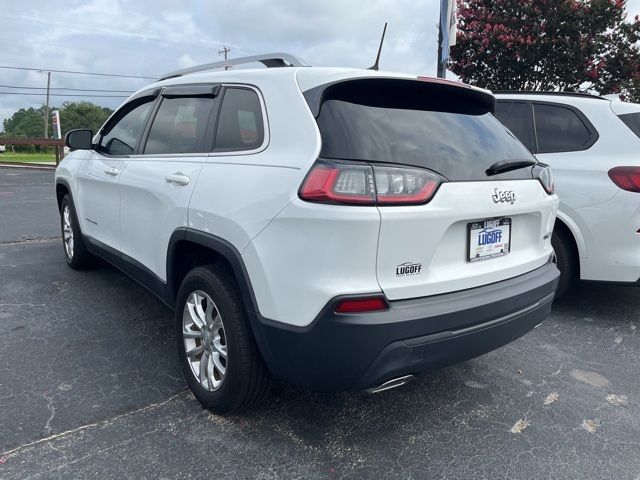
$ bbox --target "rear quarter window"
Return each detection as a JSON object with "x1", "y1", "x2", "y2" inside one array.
[
  {"x1": 533, "y1": 103, "x2": 597, "y2": 153},
  {"x1": 214, "y1": 87, "x2": 265, "y2": 152},
  {"x1": 618, "y1": 112, "x2": 640, "y2": 139}
]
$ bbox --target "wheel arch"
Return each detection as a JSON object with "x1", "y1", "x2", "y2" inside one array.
[
  {"x1": 167, "y1": 229, "x2": 259, "y2": 315},
  {"x1": 55, "y1": 178, "x2": 72, "y2": 210},
  {"x1": 554, "y1": 211, "x2": 587, "y2": 259},
  {"x1": 553, "y1": 213, "x2": 583, "y2": 278},
  {"x1": 167, "y1": 229, "x2": 277, "y2": 372}
]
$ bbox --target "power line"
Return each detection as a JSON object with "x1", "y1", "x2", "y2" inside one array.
[
  {"x1": 0, "y1": 84, "x2": 135, "y2": 93},
  {"x1": 0, "y1": 91, "x2": 129, "y2": 98},
  {"x1": 0, "y1": 9, "x2": 261, "y2": 56},
  {"x1": 0, "y1": 65, "x2": 154, "y2": 79}
]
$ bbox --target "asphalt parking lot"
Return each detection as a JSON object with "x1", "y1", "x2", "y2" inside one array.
[{"x1": 1, "y1": 167, "x2": 639, "y2": 479}]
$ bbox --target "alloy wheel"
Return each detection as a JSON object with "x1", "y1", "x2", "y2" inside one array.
[
  {"x1": 62, "y1": 205, "x2": 74, "y2": 259},
  {"x1": 182, "y1": 290, "x2": 228, "y2": 391}
]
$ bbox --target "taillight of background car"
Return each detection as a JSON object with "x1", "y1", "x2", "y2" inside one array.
[
  {"x1": 608, "y1": 167, "x2": 640, "y2": 193},
  {"x1": 299, "y1": 160, "x2": 442, "y2": 206}
]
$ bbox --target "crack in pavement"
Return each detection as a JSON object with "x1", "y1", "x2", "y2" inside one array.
[
  {"x1": 0, "y1": 389, "x2": 189, "y2": 459},
  {"x1": 0, "y1": 236, "x2": 60, "y2": 247}
]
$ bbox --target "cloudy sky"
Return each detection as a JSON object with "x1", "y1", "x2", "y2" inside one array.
[{"x1": 2, "y1": 0, "x2": 640, "y2": 129}]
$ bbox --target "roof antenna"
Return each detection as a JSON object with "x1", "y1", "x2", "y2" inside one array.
[{"x1": 369, "y1": 22, "x2": 387, "y2": 71}]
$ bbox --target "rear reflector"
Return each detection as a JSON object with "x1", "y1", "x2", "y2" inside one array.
[
  {"x1": 608, "y1": 167, "x2": 640, "y2": 193},
  {"x1": 299, "y1": 160, "x2": 441, "y2": 206},
  {"x1": 334, "y1": 297, "x2": 388, "y2": 313}
]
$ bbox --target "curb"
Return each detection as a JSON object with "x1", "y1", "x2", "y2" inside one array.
[{"x1": 0, "y1": 163, "x2": 56, "y2": 171}]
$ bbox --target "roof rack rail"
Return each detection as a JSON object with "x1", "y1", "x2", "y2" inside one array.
[
  {"x1": 158, "y1": 53, "x2": 308, "y2": 81},
  {"x1": 493, "y1": 90, "x2": 607, "y2": 100}
]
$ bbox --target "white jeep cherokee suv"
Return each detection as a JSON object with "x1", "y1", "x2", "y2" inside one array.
[
  {"x1": 55, "y1": 54, "x2": 559, "y2": 413},
  {"x1": 494, "y1": 92, "x2": 640, "y2": 295}
]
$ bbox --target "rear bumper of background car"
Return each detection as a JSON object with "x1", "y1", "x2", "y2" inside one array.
[{"x1": 251, "y1": 259, "x2": 560, "y2": 392}]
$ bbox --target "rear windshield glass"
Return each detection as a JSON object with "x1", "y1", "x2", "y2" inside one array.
[
  {"x1": 618, "y1": 112, "x2": 640, "y2": 139},
  {"x1": 315, "y1": 81, "x2": 536, "y2": 181}
]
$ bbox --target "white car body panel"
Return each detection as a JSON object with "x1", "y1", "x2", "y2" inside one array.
[
  {"x1": 496, "y1": 93, "x2": 640, "y2": 283},
  {"x1": 118, "y1": 155, "x2": 206, "y2": 280},
  {"x1": 376, "y1": 180, "x2": 557, "y2": 300},
  {"x1": 243, "y1": 200, "x2": 382, "y2": 327},
  {"x1": 75, "y1": 151, "x2": 127, "y2": 251}
]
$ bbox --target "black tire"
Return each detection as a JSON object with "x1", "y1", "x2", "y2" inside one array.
[
  {"x1": 551, "y1": 229, "x2": 577, "y2": 298},
  {"x1": 59, "y1": 194, "x2": 95, "y2": 270},
  {"x1": 175, "y1": 265, "x2": 271, "y2": 413}
]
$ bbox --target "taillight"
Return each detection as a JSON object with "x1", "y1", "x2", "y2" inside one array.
[
  {"x1": 533, "y1": 164, "x2": 555, "y2": 195},
  {"x1": 298, "y1": 162, "x2": 375, "y2": 205},
  {"x1": 334, "y1": 296, "x2": 388, "y2": 313},
  {"x1": 299, "y1": 160, "x2": 441, "y2": 206},
  {"x1": 374, "y1": 165, "x2": 440, "y2": 205},
  {"x1": 608, "y1": 167, "x2": 640, "y2": 193}
]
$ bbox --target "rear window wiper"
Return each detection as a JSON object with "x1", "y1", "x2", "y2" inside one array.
[{"x1": 486, "y1": 159, "x2": 537, "y2": 176}]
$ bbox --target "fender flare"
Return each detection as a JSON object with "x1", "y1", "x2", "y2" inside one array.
[
  {"x1": 55, "y1": 178, "x2": 73, "y2": 210},
  {"x1": 166, "y1": 228, "x2": 260, "y2": 314}
]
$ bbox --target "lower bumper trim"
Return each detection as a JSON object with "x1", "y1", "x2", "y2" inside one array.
[{"x1": 250, "y1": 261, "x2": 559, "y2": 391}]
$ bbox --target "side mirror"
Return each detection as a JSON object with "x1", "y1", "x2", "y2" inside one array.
[{"x1": 65, "y1": 129, "x2": 93, "y2": 151}]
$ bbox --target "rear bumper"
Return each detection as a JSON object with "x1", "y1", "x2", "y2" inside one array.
[{"x1": 252, "y1": 260, "x2": 559, "y2": 391}]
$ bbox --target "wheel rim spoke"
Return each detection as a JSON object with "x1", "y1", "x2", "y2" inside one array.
[
  {"x1": 211, "y1": 352, "x2": 226, "y2": 376},
  {"x1": 186, "y1": 302, "x2": 205, "y2": 330},
  {"x1": 62, "y1": 206, "x2": 74, "y2": 258},
  {"x1": 182, "y1": 330, "x2": 202, "y2": 339},
  {"x1": 212, "y1": 336, "x2": 227, "y2": 358},
  {"x1": 186, "y1": 345, "x2": 204, "y2": 358},
  {"x1": 182, "y1": 290, "x2": 227, "y2": 392},
  {"x1": 199, "y1": 350, "x2": 209, "y2": 386}
]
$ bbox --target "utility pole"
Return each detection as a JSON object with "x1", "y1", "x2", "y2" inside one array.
[
  {"x1": 43, "y1": 71, "x2": 51, "y2": 138},
  {"x1": 437, "y1": 25, "x2": 446, "y2": 79},
  {"x1": 219, "y1": 46, "x2": 231, "y2": 70}
]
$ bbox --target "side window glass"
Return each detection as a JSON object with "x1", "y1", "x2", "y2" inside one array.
[
  {"x1": 494, "y1": 101, "x2": 535, "y2": 152},
  {"x1": 144, "y1": 97, "x2": 216, "y2": 154},
  {"x1": 99, "y1": 100, "x2": 153, "y2": 155},
  {"x1": 618, "y1": 113, "x2": 640, "y2": 139},
  {"x1": 534, "y1": 103, "x2": 593, "y2": 153},
  {"x1": 214, "y1": 88, "x2": 264, "y2": 151}
]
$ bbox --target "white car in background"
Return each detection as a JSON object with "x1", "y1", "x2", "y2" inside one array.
[{"x1": 494, "y1": 92, "x2": 640, "y2": 295}]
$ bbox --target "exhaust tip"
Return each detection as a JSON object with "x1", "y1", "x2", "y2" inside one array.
[{"x1": 366, "y1": 374, "x2": 414, "y2": 394}]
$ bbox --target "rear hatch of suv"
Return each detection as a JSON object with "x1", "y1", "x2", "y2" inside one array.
[{"x1": 302, "y1": 76, "x2": 557, "y2": 300}]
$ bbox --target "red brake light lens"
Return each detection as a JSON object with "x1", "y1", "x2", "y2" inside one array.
[
  {"x1": 299, "y1": 163, "x2": 375, "y2": 205},
  {"x1": 299, "y1": 161, "x2": 441, "y2": 206},
  {"x1": 608, "y1": 167, "x2": 640, "y2": 193},
  {"x1": 334, "y1": 297, "x2": 388, "y2": 313}
]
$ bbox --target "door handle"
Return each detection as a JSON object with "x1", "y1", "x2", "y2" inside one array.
[
  {"x1": 104, "y1": 167, "x2": 119, "y2": 176},
  {"x1": 165, "y1": 173, "x2": 190, "y2": 186}
]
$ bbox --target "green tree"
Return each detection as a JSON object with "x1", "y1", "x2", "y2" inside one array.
[
  {"x1": 450, "y1": 0, "x2": 640, "y2": 102},
  {"x1": 2, "y1": 106, "x2": 48, "y2": 138},
  {"x1": 2, "y1": 106, "x2": 50, "y2": 151},
  {"x1": 59, "y1": 101, "x2": 114, "y2": 136}
]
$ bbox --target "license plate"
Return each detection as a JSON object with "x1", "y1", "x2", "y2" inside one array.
[{"x1": 468, "y1": 218, "x2": 511, "y2": 262}]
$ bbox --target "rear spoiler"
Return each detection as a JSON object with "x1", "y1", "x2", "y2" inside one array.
[{"x1": 303, "y1": 77, "x2": 495, "y2": 117}]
